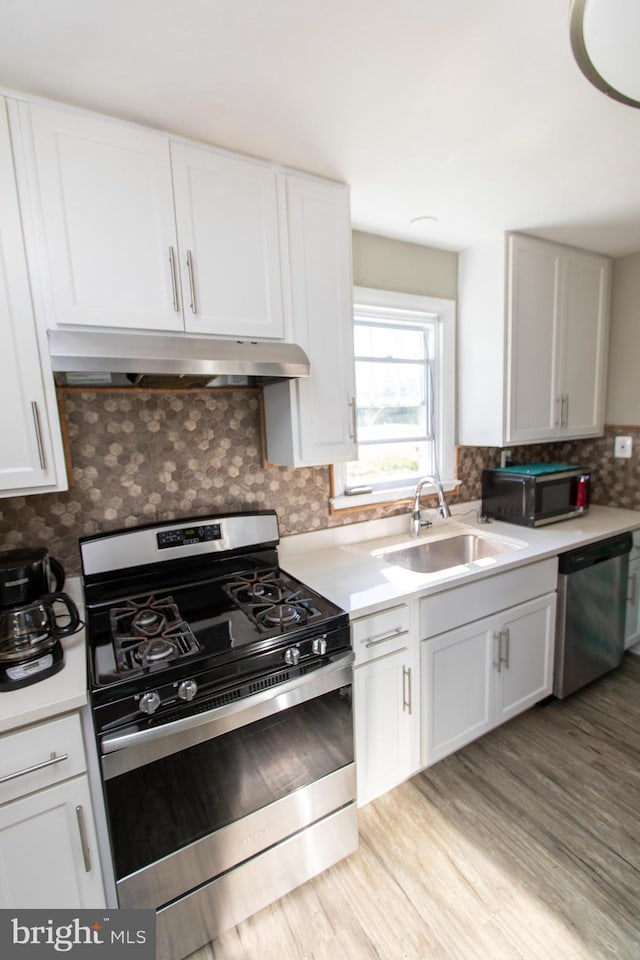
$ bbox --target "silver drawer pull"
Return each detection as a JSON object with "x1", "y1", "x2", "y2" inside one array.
[
  {"x1": 75, "y1": 805, "x2": 91, "y2": 873},
  {"x1": 0, "y1": 751, "x2": 68, "y2": 785},
  {"x1": 364, "y1": 627, "x2": 410, "y2": 648}
]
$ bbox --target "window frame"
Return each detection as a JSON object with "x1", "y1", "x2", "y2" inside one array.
[{"x1": 331, "y1": 286, "x2": 457, "y2": 511}]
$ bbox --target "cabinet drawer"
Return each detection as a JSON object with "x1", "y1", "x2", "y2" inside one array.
[
  {"x1": 0, "y1": 712, "x2": 86, "y2": 805},
  {"x1": 351, "y1": 603, "x2": 412, "y2": 665},
  {"x1": 420, "y1": 558, "x2": 558, "y2": 638}
]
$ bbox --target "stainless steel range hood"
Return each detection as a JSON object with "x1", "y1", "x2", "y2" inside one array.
[{"x1": 48, "y1": 330, "x2": 310, "y2": 385}]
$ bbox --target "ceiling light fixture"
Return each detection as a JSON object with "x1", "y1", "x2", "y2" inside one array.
[{"x1": 569, "y1": 0, "x2": 640, "y2": 108}]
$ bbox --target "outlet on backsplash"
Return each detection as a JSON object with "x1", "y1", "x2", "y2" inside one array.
[{"x1": 614, "y1": 436, "x2": 633, "y2": 459}]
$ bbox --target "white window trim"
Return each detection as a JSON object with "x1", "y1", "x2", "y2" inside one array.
[{"x1": 331, "y1": 286, "x2": 457, "y2": 511}]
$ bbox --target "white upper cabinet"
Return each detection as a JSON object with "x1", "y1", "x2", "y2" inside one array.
[
  {"x1": 459, "y1": 232, "x2": 611, "y2": 447},
  {"x1": 21, "y1": 101, "x2": 290, "y2": 338},
  {"x1": 24, "y1": 102, "x2": 182, "y2": 331},
  {"x1": 0, "y1": 98, "x2": 66, "y2": 495},
  {"x1": 263, "y1": 176, "x2": 356, "y2": 466},
  {"x1": 171, "y1": 143, "x2": 284, "y2": 338}
]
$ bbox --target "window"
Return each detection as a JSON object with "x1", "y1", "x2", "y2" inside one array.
[{"x1": 332, "y1": 287, "x2": 456, "y2": 509}]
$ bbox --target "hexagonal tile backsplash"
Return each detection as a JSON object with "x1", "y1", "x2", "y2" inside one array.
[
  {"x1": 0, "y1": 388, "x2": 637, "y2": 577},
  {"x1": 0, "y1": 389, "x2": 413, "y2": 575}
]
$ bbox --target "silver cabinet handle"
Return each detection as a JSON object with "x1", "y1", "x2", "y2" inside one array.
[
  {"x1": 628, "y1": 573, "x2": 638, "y2": 606},
  {"x1": 75, "y1": 805, "x2": 91, "y2": 873},
  {"x1": 364, "y1": 627, "x2": 410, "y2": 648},
  {"x1": 561, "y1": 394, "x2": 569, "y2": 429},
  {"x1": 168, "y1": 247, "x2": 180, "y2": 312},
  {"x1": 348, "y1": 396, "x2": 357, "y2": 441},
  {"x1": 0, "y1": 750, "x2": 68, "y2": 785},
  {"x1": 402, "y1": 665, "x2": 412, "y2": 714},
  {"x1": 500, "y1": 628, "x2": 510, "y2": 669},
  {"x1": 186, "y1": 249, "x2": 197, "y2": 314},
  {"x1": 31, "y1": 401, "x2": 46, "y2": 469},
  {"x1": 493, "y1": 630, "x2": 502, "y2": 672}
]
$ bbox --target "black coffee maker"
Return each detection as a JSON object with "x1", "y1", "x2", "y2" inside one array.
[{"x1": 0, "y1": 547, "x2": 81, "y2": 690}]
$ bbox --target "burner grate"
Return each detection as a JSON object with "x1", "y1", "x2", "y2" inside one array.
[
  {"x1": 223, "y1": 572, "x2": 322, "y2": 632},
  {"x1": 110, "y1": 595, "x2": 201, "y2": 673}
]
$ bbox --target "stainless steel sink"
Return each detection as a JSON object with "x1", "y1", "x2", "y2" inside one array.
[{"x1": 380, "y1": 533, "x2": 519, "y2": 574}]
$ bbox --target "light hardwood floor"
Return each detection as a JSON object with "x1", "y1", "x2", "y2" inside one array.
[{"x1": 190, "y1": 655, "x2": 640, "y2": 960}]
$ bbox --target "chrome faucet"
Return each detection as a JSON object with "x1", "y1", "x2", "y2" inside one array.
[{"x1": 410, "y1": 475, "x2": 451, "y2": 538}]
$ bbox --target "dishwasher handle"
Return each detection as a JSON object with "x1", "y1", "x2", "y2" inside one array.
[{"x1": 558, "y1": 533, "x2": 632, "y2": 575}]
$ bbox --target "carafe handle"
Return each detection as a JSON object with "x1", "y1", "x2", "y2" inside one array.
[
  {"x1": 49, "y1": 557, "x2": 66, "y2": 592},
  {"x1": 42, "y1": 592, "x2": 81, "y2": 638}
]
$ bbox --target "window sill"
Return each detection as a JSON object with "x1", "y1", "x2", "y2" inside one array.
[{"x1": 330, "y1": 479, "x2": 461, "y2": 513}]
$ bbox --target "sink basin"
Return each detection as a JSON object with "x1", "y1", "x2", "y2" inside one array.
[{"x1": 379, "y1": 533, "x2": 520, "y2": 574}]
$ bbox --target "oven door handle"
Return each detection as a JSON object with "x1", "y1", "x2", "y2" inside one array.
[{"x1": 100, "y1": 650, "x2": 355, "y2": 777}]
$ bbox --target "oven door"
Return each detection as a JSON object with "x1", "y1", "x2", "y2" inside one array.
[{"x1": 99, "y1": 650, "x2": 355, "y2": 912}]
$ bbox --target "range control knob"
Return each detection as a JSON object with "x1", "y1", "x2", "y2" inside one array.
[
  {"x1": 312, "y1": 636, "x2": 328, "y2": 656},
  {"x1": 178, "y1": 679, "x2": 198, "y2": 702},
  {"x1": 284, "y1": 647, "x2": 301, "y2": 666},
  {"x1": 138, "y1": 690, "x2": 161, "y2": 715}
]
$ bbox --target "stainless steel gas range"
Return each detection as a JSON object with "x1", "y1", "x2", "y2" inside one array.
[{"x1": 80, "y1": 510, "x2": 357, "y2": 960}]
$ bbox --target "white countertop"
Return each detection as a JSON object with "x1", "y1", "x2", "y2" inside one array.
[
  {"x1": 280, "y1": 505, "x2": 640, "y2": 616},
  {"x1": 0, "y1": 577, "x2": 88, "y2": 734}
]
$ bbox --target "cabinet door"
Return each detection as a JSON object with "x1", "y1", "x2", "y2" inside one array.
[
  {"x1": 558, "y1": 250, "x2": 609, "y2": 437},
  {"x1": 494, "y1": 593, "x2": 556, "y2": 725},
  {"x1": 26, "y1": 103, "x2": 181, "y2": 331},
  {"x1": 171, "y1": 142, "x2": 284, "y2": 339},
  {"x1": 0, "y1": 776, "x2": 105, "y2": 908},
  {"x1": 421, "y1": 618, "x2": 494, "y2": 767},
  {"x1": 506, "y1": 234, "x2": 561, "y2": 443},
  {"x1": 354, "y1": 648, "x2": 414, "y2": 805},
  {"x1": 625, "y1": 555, "x2": 640, "y2": 650},
  {"x1": 0, "y1": 99, "x2": 60, "y2": 493},
  {"x1": 263, "y1": 176, "x2": 356, "y2": 466}
]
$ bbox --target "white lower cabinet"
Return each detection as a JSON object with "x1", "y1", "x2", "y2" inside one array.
[
  {"x1": 421, "y1": 592, "x2": 556, "y2": 767},
  {"x1": 0, "y1": 776, "x2": 104, "y2": 908},
  {"x1": 351, "y1": 602, "x2": 419, "y2": 805},
  {"x1": 351, "y1": 560, "x2": 558, "y2": 805},
  {"x1": 0, "y1": 712, "x2": 105, "y2": 908}
]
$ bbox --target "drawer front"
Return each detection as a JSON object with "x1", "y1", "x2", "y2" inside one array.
[
  {"x1": 351, "y1": 603, "x2": 412, "y2": 665},
  {"x1": 0, "y1": 712, "x2": 86, "y2": 805},
  {"x1": 420, "y1": 558, "x2": 558, "y2": 638}
]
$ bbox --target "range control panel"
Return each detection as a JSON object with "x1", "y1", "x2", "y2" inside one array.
[{"x1": 157, "y1": 523, "x2": 222, "y2": 550}]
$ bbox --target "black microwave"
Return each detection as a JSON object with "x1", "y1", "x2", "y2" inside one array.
[{"x1": 481, "y1": 463, "x2": 591, "y2": 527}]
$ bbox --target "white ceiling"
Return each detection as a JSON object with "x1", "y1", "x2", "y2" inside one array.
[{"x1": 2, "y1": 0, "x2": 640, "y2": 257}]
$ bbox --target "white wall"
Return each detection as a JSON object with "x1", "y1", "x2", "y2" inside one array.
[
  {"x1": 352, "y1": 230, "x2": 457, "y2": 300},
  {"x1": 606, "y1": 252, "x2": 640, "y2": 425}
]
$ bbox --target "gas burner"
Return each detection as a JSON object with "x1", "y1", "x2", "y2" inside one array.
[
  {"x1": 258, "y1": 603, "x2": 303, "y2": 628},
  {"x1": 224, "y1": 572, "x2": 284, "y2": 605},
  {"x1": 223, "y1": 573, "x2": 322, "y2": 633},
  {"x1": 136, "y1": 637, "x2": 176, "y2": 663},
  {"x1": 131, "y1": 608, "x2": 168, "y2": 636},
  {"x1": 110, "y1": 595, "x2": 201, "y2": 673}
]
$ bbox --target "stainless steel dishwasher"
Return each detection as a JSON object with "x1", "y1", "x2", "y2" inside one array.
[{"x1": 554, "y1": 532, "x2": 632, "y2": 698}]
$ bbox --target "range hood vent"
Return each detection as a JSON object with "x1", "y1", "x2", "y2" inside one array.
[{"x1": 48, "y1": 330, "x2": 310, "y2": 386}]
